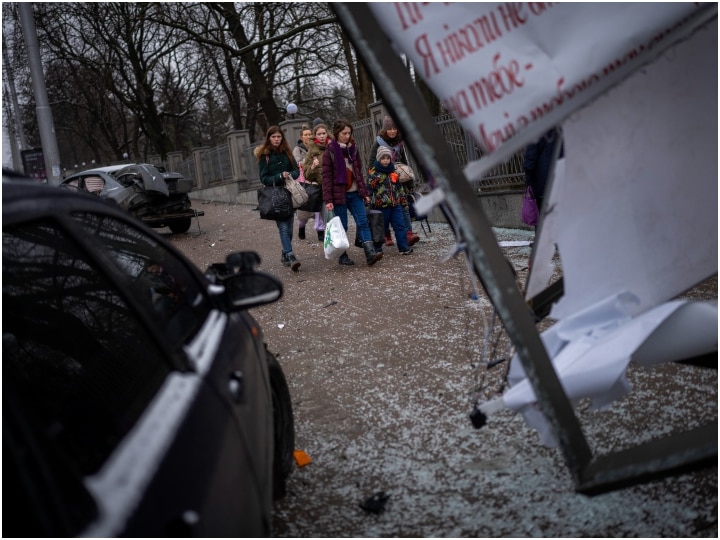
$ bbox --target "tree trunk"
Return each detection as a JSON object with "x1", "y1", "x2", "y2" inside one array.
[
  {"x1": 213, "y1": 4, "x2": 281, "y2": 133},
  {"x1": 340, "y1": 31, "x2": 374, "y2": 120},
  {"x1": 355, "y1": 55, "x2": 375, "y2": 119}
]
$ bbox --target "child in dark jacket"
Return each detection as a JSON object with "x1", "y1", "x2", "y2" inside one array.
[
  {"x1": 369, "y1": 116, "x2": 420, "y2": 248},
  {"x1": 367, "y1": 146, "x2": 412, "y2": 254}
]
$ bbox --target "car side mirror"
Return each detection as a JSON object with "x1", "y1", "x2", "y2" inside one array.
[
  {"x1": 224, "y1": 272, "x2": 283, "y2": 310},
  {"x1": 205, "y1": 251, "x2": 283, "y2": 310}
]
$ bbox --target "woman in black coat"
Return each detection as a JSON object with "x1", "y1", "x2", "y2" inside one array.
[{"x1": 256, "y1": 126, "x2": 302, "y2": 271}]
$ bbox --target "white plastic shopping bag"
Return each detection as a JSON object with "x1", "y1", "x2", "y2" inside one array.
[{"x1": 324, "y1": 214, "x2": 349, "y2": 259}]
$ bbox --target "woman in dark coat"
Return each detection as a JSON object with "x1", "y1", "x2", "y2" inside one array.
[{"x1": 256, "y1": 125, "x2": 302, "y2": 271}]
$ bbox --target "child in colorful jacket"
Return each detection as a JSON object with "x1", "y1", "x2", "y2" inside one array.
[{"x1": 367, "y1": 146, "x2": 413, "y2": 255}]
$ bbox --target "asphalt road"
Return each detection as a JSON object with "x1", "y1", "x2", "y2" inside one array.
[{"x1": 166, "y1": 201, "x2": 717, "y2": 538}]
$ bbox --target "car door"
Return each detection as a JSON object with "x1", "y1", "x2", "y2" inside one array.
[{"x1": 2, "y1": 203, "x2": 271, "y2": 537}]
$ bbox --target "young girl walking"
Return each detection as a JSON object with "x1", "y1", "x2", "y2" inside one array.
[{"x1": 302, "y1": 123, "x2": 331, "y2": 242}]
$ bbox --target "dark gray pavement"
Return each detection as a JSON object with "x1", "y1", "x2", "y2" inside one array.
[{"x1": 166, "y1": 201, "x2": 717, "y2": 538}]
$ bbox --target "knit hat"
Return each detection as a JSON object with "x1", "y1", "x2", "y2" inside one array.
[
  {"x1": 313, "y1": 117, "x2": 325, "y2": 128},
  {"x1": 382, "y1": 115, "x2": 396, "y2": 131},
  {"x1": 376, "y1": 146, "x2": 393, "y2": 161}
]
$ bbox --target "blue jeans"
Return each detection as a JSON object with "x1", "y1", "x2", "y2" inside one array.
[
  {"x1": 385, "y1": 205, "x2": 413, "y2": 235},
  {"x1": 276, "y1": 214, "x2": 295, "y2": 255},
  {"x1": 334, "y1": 191, "x2": 372, "y2": 244},
  {"x1": 382, "y1": 206, "x2": 409, "y2": 251}
]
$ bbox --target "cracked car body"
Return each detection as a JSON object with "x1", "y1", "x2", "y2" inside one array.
[{"x1": 61, "y1": 163, "x2": 204, "y2": 233}]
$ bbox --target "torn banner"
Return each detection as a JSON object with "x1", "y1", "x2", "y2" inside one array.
[
  {"x1": 368, "y1": 3, "x2": 715, "y2": 158},
  {"x1": 498, "y1": 14, "x2": 717, "y2": 444},
  {"x1": 369, "y1": 3, "x2": 718, "y2": 443}
]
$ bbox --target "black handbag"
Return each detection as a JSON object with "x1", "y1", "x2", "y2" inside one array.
[
  {"x1": 367, "y1": 210, "x2": 385, "y2": 244},
  {"x1": 298, "y1": 182, "x2": 322, "y2": 212},
  {"x1": 354, "y1": 210, "x2": 385, "y2": 247},
  {"x1": 257, "y1": 185, "x2": 293, "y2": 221}
]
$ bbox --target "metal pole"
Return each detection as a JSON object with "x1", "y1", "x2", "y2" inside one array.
[
  {"x1": 3, "y1": 80, "x2": 24, "y2": 171},
  {"x1": 3, "y1": 34, "x2": 30, "y2": 152},
  {"x1": 18, "y1": 3, "x2": 62, "y2": 184}
]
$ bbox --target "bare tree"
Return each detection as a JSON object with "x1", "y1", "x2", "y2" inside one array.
[
  {"x1": 154, "y1": 3, "x2": 343, "y2": 139},
  {"x1": 2, "y1": 4, "x2": 36, "y2": 155},
  {"x1": 35, "y1": 3, "x2": 208, "y2": 161},
  {"x1": 337, "y1": 28, "x2": 375, "y2": 119},
  {"x1": 7, "y1": 1, "x2": 431, "y2": 168}
]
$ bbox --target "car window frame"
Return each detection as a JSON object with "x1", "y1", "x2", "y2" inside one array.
[
  {"x1": 2, "y1": 192, "x2": 220, "y2": 481},
  {"x1": 68, "y1": 209, "x2": 211, "y2": 349},
  {"x1": 3, "y1": 191, "x2": 214, "y2": 372}
]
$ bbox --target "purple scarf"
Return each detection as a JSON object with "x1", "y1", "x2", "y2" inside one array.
[{"x1": 330, "y1": 140, "x2": 354, "y2": 185}]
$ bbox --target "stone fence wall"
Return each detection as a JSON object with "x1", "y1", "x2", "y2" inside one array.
[{"x1": 163, "y1": 102, "x2": 531, "y2": 230}]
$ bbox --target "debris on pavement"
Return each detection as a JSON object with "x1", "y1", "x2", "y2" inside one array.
[
  {"x1": 293, "y1": 450, "x2": 312, "y2": 467},
  {"x1": 360, "y1": 491, "x2": 390, "y2": 514}
]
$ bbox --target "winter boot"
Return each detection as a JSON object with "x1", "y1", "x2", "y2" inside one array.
[
  {"x1": 287, "y1": 252, "x2": 301, "y2": 272},
  {"x1": 407, "y1": 230, "x2": 420, "y2": 246},
  {"x1": 338, "y1": 251, "x2": 355, "y2": 266},
  {"x1": 363, "y1": 241, "x2": 383, "y2": 266},
  {"x1": 298, "y1": 226, "x2": 306, "y2": 240},
  {"x1": 281, "y1": 251, "x2": 290, "y2": 267},
  {"x1": 385, "y1": 232, "x2": 394, "y2": 247},
  {"x1": 317, "y1": 230, "x2": 325, "y2": 242}
]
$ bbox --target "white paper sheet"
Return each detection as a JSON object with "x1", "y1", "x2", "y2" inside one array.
[
  {"x1": 527, "y1": 17, "x2": 718, "y2": 316},
  {"x1": 511, "y1": 18, "x2": 717, "y2": 444},
  {"x1": 503, "y1": 298, "x2": 718, "y2": 446}
]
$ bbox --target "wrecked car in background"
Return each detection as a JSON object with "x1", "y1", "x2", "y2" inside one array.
[{"x1": 61, "y1": 163, "x2": 204, "y2": 234}]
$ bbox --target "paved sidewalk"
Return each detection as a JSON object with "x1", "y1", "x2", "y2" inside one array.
[{"x1": 167, "y1": 201, "x2": 717, "y2": 538}]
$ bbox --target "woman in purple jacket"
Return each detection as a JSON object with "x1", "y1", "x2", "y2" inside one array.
[{"x1": 322, "y1": 119, "x2": 382, "y2": 266}]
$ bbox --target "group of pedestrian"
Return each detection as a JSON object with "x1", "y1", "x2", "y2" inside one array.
[
  {"x1": 257, "y1": 115, "x2": 420, "y2": 272},
  {"x1": 257, "y1": 111, "x2": 560, "y2": 276}
]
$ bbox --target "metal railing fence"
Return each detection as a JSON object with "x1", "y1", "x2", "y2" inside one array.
[
  {"x1": 166, "y1": 114, "x2": 526, "y2": 192},
  {"x1": 202, "y1": 145, "x2": 234, "y2": 185}
]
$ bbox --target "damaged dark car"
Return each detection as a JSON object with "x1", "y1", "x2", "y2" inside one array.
[
  {"x1": 61, "y1": 163, "x2": 204, "y2": 233},
  {"x1": 3, "y1": 176, "x2": 295, "y2": 537}
]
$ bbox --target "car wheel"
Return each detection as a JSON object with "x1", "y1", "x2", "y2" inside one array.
[
  {"x1": 169, "y1": 217, "x2": 192, "y2": 234},
  {"x1": 266, "y1": 348, "x2": 295, "y2": 500}
]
